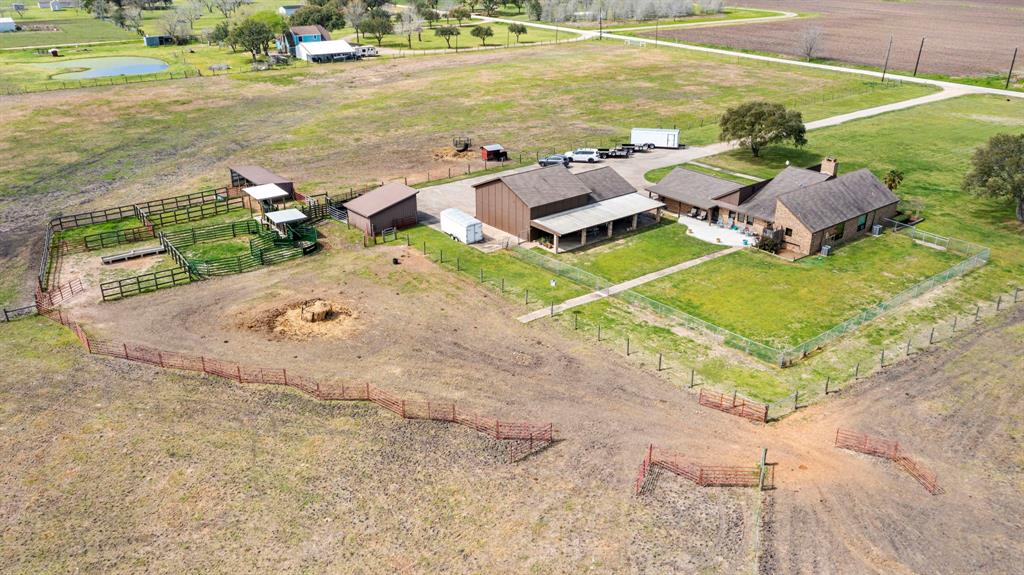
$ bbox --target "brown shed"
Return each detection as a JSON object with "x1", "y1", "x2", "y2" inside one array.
[
  {"x1": 343, "y1": 181, "x2": 419, "y2": 235},
  {"x1": 229, "y1": 165, "x2": 295, "y2": 196},
  {"x1": 474, "y1": 165, "x2": 592, "y2": 240}
]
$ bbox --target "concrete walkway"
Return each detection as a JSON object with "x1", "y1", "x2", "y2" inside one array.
[{"x1": 516, "y1": 246, "x2": 741, "y2": 323}]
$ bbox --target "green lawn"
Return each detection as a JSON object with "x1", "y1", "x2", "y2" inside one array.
[
  {"x1": 645, "y1": 162, "x2": 754, "y2": 185},
  {"x1": 181, "y1": 236, "x2": 254, "y2": 261},
  {"x1": 156, "y1": 208, "x2": 254, "y2": 233},
  {"x1": 635, "y1": 233, "x2": 963, "y2": 348},
  {"x1": 55, "y1": 216, "x2": 142, "y2": 242},
  {"x1": 550, "y1": 220, "x2": 725, "y2": 283},
  {"x1": 402, "y1": 225, "x2": 591, "y2": 307}
]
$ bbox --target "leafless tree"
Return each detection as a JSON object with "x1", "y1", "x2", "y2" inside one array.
[
  {"x1": 122, "y1": 5, "x2": 143, "y2": 32},
  {"x1": 799, "y1": 26, "x2": 824, "y2": 61},
  {"x1": 345, "y1": 0, "x2": 367, "y2": 41}
]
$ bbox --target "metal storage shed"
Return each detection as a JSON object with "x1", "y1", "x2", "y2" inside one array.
[
  {"x1": 229, "y1": 165, "x2": 294, "y2": 195},
  {"x1": 343, "y1": 182, "x2": 419, "y2": 236}
]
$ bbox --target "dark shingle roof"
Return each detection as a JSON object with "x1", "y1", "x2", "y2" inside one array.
[
  {"x1": 738, "y1": 166, "x2": 831, "y2": 221},
  {"x1": 645, "y1": 167, "x2": 743, "y2": 209},
  {"x1": 290, "y1": 25, "x2": 331, "y2": 40},
  {"x1": 576, "y1": 166, "x2": 636, "y2": 201},
  {"x1": 481, "y1": 165, "x2": 592, "y2": 208},
  {"x1": 343, "y1": 181, "x2": 418, "y2": 217},
  {"x1": 778, "y1": 169, "x2": 899, "y2": 232}
]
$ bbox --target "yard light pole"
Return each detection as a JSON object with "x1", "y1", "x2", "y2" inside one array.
[
  {"x1": 913, "y1": 37, "x2": 926, "y2": 77},
  {"x1": 881, "y1": 34, "x2": 893, "y2": 83},
  {"x1": 1007, "y1": 47, "x2": 1019, "y2": 90}
]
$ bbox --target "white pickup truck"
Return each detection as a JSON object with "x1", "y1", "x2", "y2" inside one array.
[{"x1": 563, "y1": 148, "x2": 601, "y2": 163}]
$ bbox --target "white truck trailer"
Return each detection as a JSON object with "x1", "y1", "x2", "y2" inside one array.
[
  {"x1": 440, "y1": 208, "x2": 483, "y2": 244},
  {"x1": 630, "y1": 127, "x2": 681, "y2": 149}
]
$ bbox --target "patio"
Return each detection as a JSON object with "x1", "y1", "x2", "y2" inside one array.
[{"x1": 676, "y1": 215, "x2": 756, "y2": 248}]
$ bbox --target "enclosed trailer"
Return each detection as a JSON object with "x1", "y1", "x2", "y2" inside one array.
[
  {"x1": 440, "y1": 208, "x2": 483, "y2": 244},
  {"x1": 630, "y1": 127, "x2": 681, "y2": 149}
]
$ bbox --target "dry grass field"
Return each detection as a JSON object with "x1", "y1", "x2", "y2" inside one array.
[
  {"x1": 652, "y1": 0, "x2": 1024, "y2": 79},
  {"x1": 3, "y1": 229, "x2": 1023, "y2": 573}
]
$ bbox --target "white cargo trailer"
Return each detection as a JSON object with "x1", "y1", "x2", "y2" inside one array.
[
  {"x1": 440, "y1": 208, "x2": 483, "y2": 244},
  {"x1": 630, "y1": 127, "x2": 680, "y2": 149}
]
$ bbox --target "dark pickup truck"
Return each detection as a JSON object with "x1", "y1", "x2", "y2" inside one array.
[{"x1": 596, "y1": 145, "x2": 635, "y2": 159}]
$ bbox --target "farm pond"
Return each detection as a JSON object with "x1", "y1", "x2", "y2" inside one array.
[{"x1": 36, "y1": 56, "x2": 169, "y2": 79}]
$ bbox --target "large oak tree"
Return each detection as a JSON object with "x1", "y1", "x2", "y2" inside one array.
[
  {"x1": 962, "y1": 133, "x2": 1024, "y2": 221},
  {"x1": 719, "y1": 101, "x2": 807, "y2": 157}
]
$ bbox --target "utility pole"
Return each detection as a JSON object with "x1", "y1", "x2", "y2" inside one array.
[
  {"x1": 1007, "y1": 47, "x2": 1019, "y2": 90},
  {"x1": 913, "y1": 37, "x2": 926, "y2": 77},
  {"x1": 881, "y1": 34, "x2": 893, "y2": 83}
]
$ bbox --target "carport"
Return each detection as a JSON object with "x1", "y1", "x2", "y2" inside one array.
[
  {"x1": 531, "y1": 193, "x2": 664, "y2": 253},
  {"x1": 244, "y1": 183, "x2": 291, "y2": 213}
]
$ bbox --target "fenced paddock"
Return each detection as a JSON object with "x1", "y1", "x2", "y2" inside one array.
[
  {"x1": 33, "y1": 306, "x2": 557, "y2": 463},
  {"x1": 513, "y1": 226, "x2": 989, "y2": 367},
  {"x1": 635, "y1": 444, "x2": 770, "y2": 495},
  {"x1": 834, "y1": 428, "x2": 941, "y2": 495},
  {"x1": 100, "y1": 267, "x2": 192, "y2": 301}
]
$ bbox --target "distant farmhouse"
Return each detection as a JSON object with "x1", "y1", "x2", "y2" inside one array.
[
  {"x1": 276, "y1": 24, "x2": 330, "y2": 56},
  {"x1": 474, "y1": 165, "x2": 664, "y2": 252},
  {"x1": 278, "y1": 4, "x2": 302, "y2": 17},
  {"x1": 647, "y1": 158, "x2": 899, "y2": 257},
  {"x1": 39, "y1": 0, "x2": 78, "y2": 9}
]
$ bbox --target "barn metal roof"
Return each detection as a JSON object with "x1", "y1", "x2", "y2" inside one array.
[
  {"x1": 575, "y1": 166, "x2": 636, "y2": 201},
  {"x1": 343, "y1": 181, "x2": 418, "y2": 217},
  {"x1": 230, "y1": 165, "x2": 291, "y2": 186},
  {"x1": 243, "y1": 183, "x2": 290, "y2": 201},
  {"x1": 265, "y1": 208, "x2": 308, "y2": 225},
  {"x1": 531, "y1": 193, "x2": 664, "y2": 236},
  {"x1": 475, "y1": 164, "x2": 592, "y2": 208}
]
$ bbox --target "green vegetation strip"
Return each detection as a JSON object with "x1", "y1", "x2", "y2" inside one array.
[{"x1": 403, "y1": 225, "x2": 590, "y2": 307}]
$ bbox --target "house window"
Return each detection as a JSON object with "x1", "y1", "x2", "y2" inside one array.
[
  {"x1": 857, "y1": 213, "x2": 868, "y2": 232},
  {"x1": 832, "y1": 222, "x2": 845, "y2": 239},
  {"x1": 784, "y1": 227, "x2": 793, "y2": 237},
  {"x1": 745, "y1": 214, "x2": 753, "y2": 225}
]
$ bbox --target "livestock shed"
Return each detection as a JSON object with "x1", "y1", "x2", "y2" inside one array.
[
  {"x1": 265, "y1": 208, "x2": 308, "y2": 234},
  {"x1": 0, "y1": 17, "x2": 15, "y2": 33},
  {"x1": 243, "y1": 183, "x2": 290, "y2": 214},
  {"x1": 474, "y1": 165, "x2": 663, "y2": 252},
  {"x1": 480, "y1": 144, "x2": 508, "y2": 162},
  {"x1": 229, "y1": 165, "x2": 294, "y2": 196},
  {"x1": 343, "y1": 182, "x2": 419, "y2": 236}
]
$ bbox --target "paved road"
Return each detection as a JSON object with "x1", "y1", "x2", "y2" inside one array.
[
  {"x1": 516, "y1": 246, "x2": 742, "y2": 323},
  {"x1": 476, "y1": 16, "x2": 1024, "y2": 100}
]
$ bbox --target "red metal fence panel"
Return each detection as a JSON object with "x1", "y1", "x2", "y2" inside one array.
[
  {"x1": 34, "y1": 308, "x2": 557, "y2": 463},
  {"x1": 636, "y1": 445, "x2": 767, "y2": 494},
  {"x1": 698, "y1": 388, "x2": 769, "y2": 423},
  {"x1": 834, "y1": 428, "x2": 940, "y2": 495}
]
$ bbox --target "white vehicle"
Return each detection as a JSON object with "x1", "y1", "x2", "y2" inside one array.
[
  {"x1": 563, "y1": 148, "x2": 601, "y2": 163},
  {"x1": 440, "y1": 208, "x2": 483, "y2": 244},
  {"x1": 630, "y1": 127, "x2": 681, "y2": 149},
  {"x1": 352, "y1": 44, "x2": 378, "y2": 57}
]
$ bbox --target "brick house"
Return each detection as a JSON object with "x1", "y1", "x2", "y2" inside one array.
[{"x1": 647, "y1": 158, "x2": 899, "y2": 257}]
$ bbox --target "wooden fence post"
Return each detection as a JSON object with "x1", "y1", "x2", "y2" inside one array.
[
  {"x1": 236, "y1": 365, "x2": 242, "y2": 382},
  {"x1": 929, "y1": 327, "x2": 935, "y2": 345},
  {"x1": 690, "y1": 368, "x2": 695, "y2": 387},
  {"x1": 793, "y1": 391, "x2": 799, "y2": 411},
  {"x1": 880, "y1": 348, "x2": 885, "y2": 367},
  {"x1": 758, "y1": 448, "x2": 768, "y2": 491},
  {"x1": 824, "y1": 376, "x2": 830, "y2": 395},
  {"x1": 283, "y1": 369, "x2": 288, "y2": 386},
  {"x1": 123, "y1": 342, "x2": 129, "y2": 359},
  {"x1": 658, "y1": 353, "x2": 663, "y2": 371}
]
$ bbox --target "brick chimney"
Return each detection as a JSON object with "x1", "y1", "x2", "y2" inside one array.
[{"x1": 820, "y1": 157, "x2": 839, "y2": 178}]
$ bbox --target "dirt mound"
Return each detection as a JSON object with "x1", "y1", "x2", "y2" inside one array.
[
  {"x1": 432, "y1": 147, "x2": 477, "y2": 161},
  {"x1": 242, "y1": 298, "x2": 359, "y2": 341}
]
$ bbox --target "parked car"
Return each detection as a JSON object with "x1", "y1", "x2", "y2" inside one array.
[
  {"x1": 564, "y1": 148, "x2": 601, "y2": 163},
  {"x1": 539, "y1": 154, "x2": 570, "y2": 167}
]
